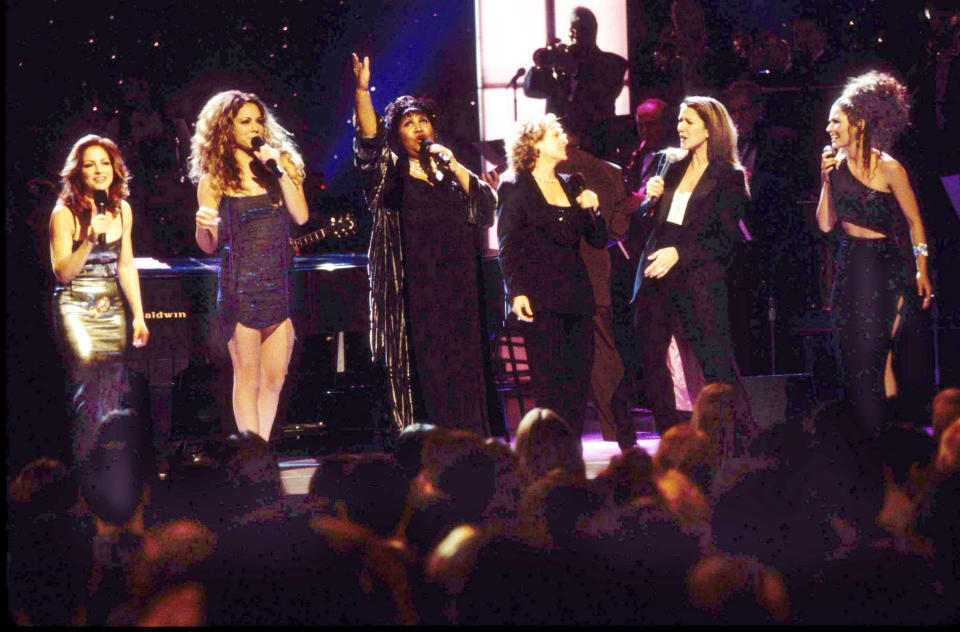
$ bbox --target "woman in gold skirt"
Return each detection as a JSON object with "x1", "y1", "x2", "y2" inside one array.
[{"x1": 49, "y1": 135, "x2": 149, "y2": 466}]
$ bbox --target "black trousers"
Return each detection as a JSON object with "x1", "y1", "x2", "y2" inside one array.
[
  {"x1": 634, "y1": 271, "x2": 748, "y2": 434},
  {"x1": 522, "y1": 311, "x2": 594, "y2": 438}
]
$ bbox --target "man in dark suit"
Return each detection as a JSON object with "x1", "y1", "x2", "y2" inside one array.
[{"x1": 558, "y1": 134, "x2": 637, "y2": 449}]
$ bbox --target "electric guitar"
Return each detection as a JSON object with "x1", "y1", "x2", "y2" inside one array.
[{"x1": 289, "y1": 214, "x2": 358, "y2": 255}]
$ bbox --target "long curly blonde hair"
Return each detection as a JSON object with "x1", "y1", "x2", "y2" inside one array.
[
  {"x1": 505, "y1": 113, "x2": 562, "y2": 174},
  {"x1": 188, "y1": 90, "x2": 305, "y2": 193}
]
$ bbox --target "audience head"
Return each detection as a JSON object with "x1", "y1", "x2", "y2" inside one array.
[
  {"x1": 653, "y1": 423, "x2": 715, "y2": 492},
  {"x1": 687, "y1": 554, "x2": 790, "y2": 624},
  {"x1": 128, "y1": 519, "x2": 217, "y2": 625},
  {"x1": 80, "y1": 409, "x2": 152, "y2": 527},
  {"x1": 932, "y1": 387, "x2": 960, "y2": 443},
  {"x1": 393, "y1": 422, "x2": 437, "y2": 482},
  {"x1": 518, "y1": 471, "x2": 604, "y2": 550},
  {"x1": 722, "y1": 80, "x2": 764, "y2": 141},
  {"x1": 514, "y1": 407, "x2": 585, "y2": 485},
  {"x1": 8, "y1": 456, "x2": 77, "y2": 516},
  {"x1": 593, "y1": 446, "x2": 655, "y2": 505},
  {"x1": 307, "y1": 453, "x2": 408, "y2": 537},
  {"x1": 635, "y1": 98, "x2": 670, "y2": 147},
  {"x1": 935, "y1": 419, "x2": 960, "y2": 475},
  {"x1": 221, "y1": 431, "x2": 283, "y2": 502},
  {"x1": 876, "y1": 423, "x2": 936, "y2": 489},
  {"x1": 419, "y1": 428, "x2": 502, "y2": 523}
]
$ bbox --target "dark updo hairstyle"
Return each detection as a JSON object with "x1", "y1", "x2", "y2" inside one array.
[
  {"x1": 834, "y1": 70, "x2": 910, "y2": 170},
  {"x1": 384, "y1": 95, "x2": 439, "y2": 155}
]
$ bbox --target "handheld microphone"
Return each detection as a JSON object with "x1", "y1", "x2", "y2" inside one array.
[
  {"x1": 251, "y1": 136, "x2": 284, "y2": 179},
  {"x1": 419, "y1": 138, "x2": 452, "y2": 168},
  {"x1": 93, "y1": 190, "x2": 108, "y2": 246},
  {"x1": 823, "y1": 144, "x2": 836, "y2": 158},
  {"x1": 567, "y1": 172, "x2": 586, "y2": 199}
]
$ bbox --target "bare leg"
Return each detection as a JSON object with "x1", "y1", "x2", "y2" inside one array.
[
  {"x1": 227, "y1": 323, "x2": 263, "y2": 436},
  {"x1": 256, "y1": 318, "x2": 296, "y2": 441},
  {"x1": 884, "y1": 296, "x2": 905, "y2": 398}
]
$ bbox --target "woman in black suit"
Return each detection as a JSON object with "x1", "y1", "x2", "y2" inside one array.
[
  {"x1": 497, "y1": 113, "x2": 607, "y2": 439},
  {"x1": 632, "y1": 96, "x2": 752, "y2": 436}
]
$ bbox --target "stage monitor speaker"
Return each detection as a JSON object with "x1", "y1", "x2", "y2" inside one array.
[{"x1": 742, "y1": 373, "x2": 815, "y2": 432}]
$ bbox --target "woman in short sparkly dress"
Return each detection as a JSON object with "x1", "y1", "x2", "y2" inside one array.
[
  {"x1": 817, "y1": 71, "x2": 934, "y2": 434},
  {"x1": 50, "y1": 134, "x2": 150, "y2": 466},
  {"x1": 190, "y1": 91, "x2": 308, "y2": 442}
]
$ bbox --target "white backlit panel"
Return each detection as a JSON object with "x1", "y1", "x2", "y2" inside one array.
[{"x1": 476, "y1": 0, "x2": 548, "y2": 86}]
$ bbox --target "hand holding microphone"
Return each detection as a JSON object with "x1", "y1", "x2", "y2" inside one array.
[
  {"x1": 821, "y1": 144, "x2": 838, "y2": 184},
  {"x1": 419, "y1": 139, "x2": 457, "y2": 172},
  {"x1": 251, "y1": 136, "x2": 285, "y2": 179},
  {"x1": 644, "y1": 176, "x2": 665, "y2": 203},
  {"x1": 91, "y1": 190, "x2": 110, "y2": 246}
]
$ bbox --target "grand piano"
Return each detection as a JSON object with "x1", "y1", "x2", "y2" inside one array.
[
  {"x1": 131, "y1": 253, "x2": 506, "y2": 466},
  {"x1": 130, "y1": 254, "x2": 372, "y2": 465}
]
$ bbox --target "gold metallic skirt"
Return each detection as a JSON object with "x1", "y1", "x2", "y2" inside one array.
[{"x1": 54, "y1": 276, "x2": 126, "y2": 365}]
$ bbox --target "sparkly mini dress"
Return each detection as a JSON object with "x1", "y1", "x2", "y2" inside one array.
[{"x1": 216, "y1": 193, "x2": 293, "y2": 335}]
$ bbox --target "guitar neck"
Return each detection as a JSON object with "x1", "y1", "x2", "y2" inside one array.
[{"x1": 292, "y1": 227, "x2": 326, "y2": 249}]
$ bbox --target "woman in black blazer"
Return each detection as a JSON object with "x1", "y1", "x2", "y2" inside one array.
[
  {"x1": 497, "y1": 113, "x2": 608, "y2": 439},
  {"x1": 632, "y1": 96, "x2": 753, "y2": 436}
]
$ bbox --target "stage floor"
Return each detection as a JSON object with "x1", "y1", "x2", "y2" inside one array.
[{"x1": 277, "y1": 410, "x2": 661, "y2": 495}]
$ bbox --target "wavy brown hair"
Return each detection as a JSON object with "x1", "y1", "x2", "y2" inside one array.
[
  {"x1": 188, "y1": 90, "x2": 305, "y2": 194},
  {"x1": 681, "y1": 96, "x2": 741, "y2": 167},
  {"x1": 834, "y1": 70, "x2": 910, "y2": 171},
  {"x1": 505, "y1": 113, "x2": 562, "y2": 174},
  {"x1": 58, "y1": 134, "x2": 130, "y2": 219}
]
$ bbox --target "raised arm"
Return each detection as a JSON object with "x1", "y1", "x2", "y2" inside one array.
[
  {"x1": 352, "y1": 53, "x2": 377, "y2": 139},
  {"x1": 884, "y1": 157, "x2": 933, "y2": 308}
]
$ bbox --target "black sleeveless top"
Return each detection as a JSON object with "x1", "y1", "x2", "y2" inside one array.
[{"x1": 830, "y1": 161, "x2": 899, "y2": 235}]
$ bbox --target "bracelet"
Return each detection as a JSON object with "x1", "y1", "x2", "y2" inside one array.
[{"x1": 913, "y1": 243, "x2": 929, "y2": 258}]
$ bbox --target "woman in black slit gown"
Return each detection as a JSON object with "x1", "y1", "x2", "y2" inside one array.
[
  {"x1": 352, "y1": 53, "x2": 498, "y2": 434},
  {"x1": 817, "y1": 71, "x2": 934, "y2": 435},
  {"x1": 190, "y1": 91, "x2": 309, "y2": 442}
]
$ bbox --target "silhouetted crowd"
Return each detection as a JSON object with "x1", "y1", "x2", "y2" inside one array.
[{"x1": 8, "y1": 386, "x2": 959, "y2": 625}]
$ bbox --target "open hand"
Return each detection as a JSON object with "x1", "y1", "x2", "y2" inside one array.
[
  {"x1": 352, "y1": 53, "x2": 370, "y2": 90},
  {"x1": 643, "y1": 247, "x2": 679, "y2": 278}
]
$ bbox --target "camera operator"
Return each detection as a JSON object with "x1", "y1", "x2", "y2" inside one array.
[{"x1": 523, "y1": 6, "x2": 628, "y2": 156}]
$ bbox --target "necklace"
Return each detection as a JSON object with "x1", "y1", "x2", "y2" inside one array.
[{"x1": 409, "y1": 159, "x2": 429, "y2": 176}]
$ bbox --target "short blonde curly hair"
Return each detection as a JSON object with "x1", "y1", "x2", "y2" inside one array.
[
  {"x1": 505, "y1": 113, "x2": 562, "y2": 173},
  {"x1": 188, "y1": 90, "x2": 305, "y2": 194}
]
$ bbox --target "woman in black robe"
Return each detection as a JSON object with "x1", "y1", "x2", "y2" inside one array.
[{"x1": 352, "y1": 53, "x2": 498, "y2": 434}]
